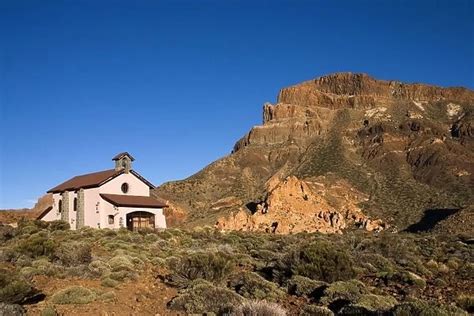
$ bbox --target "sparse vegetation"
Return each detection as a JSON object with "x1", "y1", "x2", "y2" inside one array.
[
  {"x1": 0, "y1": 220, "x2": 472, "y2": 315},
  {"x1": 51, "y1": 286, "x2": 97, "y2": 304}
]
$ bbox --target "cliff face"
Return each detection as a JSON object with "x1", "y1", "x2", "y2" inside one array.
[{"x1": 155, "y1": 73, "x2": 474, "y2": 234}]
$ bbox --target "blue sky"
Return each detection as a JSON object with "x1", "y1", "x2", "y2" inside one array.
[{"x1": 1, "y1": 0, "x2": 473, "y2": 209}]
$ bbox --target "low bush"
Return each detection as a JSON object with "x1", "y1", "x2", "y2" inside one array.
[
  {"x1": 98, "y1": 291, "x2": 117, "y2": 302},
  {"x1": 167, "y1": 279, "x2": 243, "y2": 314},
  {"x1": 229, "y1": 272, "x2": 285, "y2": 302},
  {"x1": 19, "y1": 258, "x2": 56, "y2": 278},
  {"x1": 287, "y1": 275, "x2": 327, "y2": 297},
  {"x1": 0, "y1": 269, "x2": 37, "y2": 304},
  {"x1": 101, "y1": 277, "x2": 120, "y2": 288},
  {"x1": 353, "y1": 294, "x2": 398, "y2": 312},
  {"x1": 15, "y1": 232, "x2": 56, "y2": 259},
  {"x1": 54, "y1": 242, "x2": 91, "y2": 266},
  {"x1": 299, "y1": 305, "x2": 334, "y2": 316},
  {"x1": 319, "y1": 280, "x2": 368, "y2": 306},
  {"x1": 88, "y1": 260, "x2": 110, "y2": 276},
  {"x1": 47, "y1": 221, "x2": 70, "y2": 231},
  {"x1": 282, "y1": 240, "x2": 356, "y2": 283},
  {"x1": 108, "y1": 255, "x2": 135, "y2": 271},
  {"x1": 457, "y1": 294, "x2": 474, "y2": 313},
  {"x1": 51, "y1": 286, "x2": 97, "y2": 304},
  {"x1": 166, "y1": 251, "x2": 233, "y2": 287},
  {"x1": 232, "y1": 300, "x2": 287, "y2": 316},
  {"x1": 107, "y1": 269, "x2": 138, "y2": 282},
  {"x1": 391, "y1": 300, "x2": 468, "y2": 316},
  {"x1": 0, "y1": 225, "x2": 16, "y2": 242}
]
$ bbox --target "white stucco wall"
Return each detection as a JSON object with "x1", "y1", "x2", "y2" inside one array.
[
  {"x1": 100, "y1": 172, "x2": 150, "y2": 196},
  {"x1": 83, "y1": 188, "x2": 101, "y2": 229}
]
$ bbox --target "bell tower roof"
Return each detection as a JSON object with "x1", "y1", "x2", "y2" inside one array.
[{"x1": 112, "y1": 152, "x2": 135, "y2": 162}]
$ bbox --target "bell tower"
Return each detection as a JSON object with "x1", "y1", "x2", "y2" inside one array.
[{"x1": 112, "y1": 152, "x2": 135, "y2": 173}]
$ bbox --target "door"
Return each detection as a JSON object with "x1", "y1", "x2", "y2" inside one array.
[{"x1": 126, "y1": 211, "x2": 155, "y2": 231}]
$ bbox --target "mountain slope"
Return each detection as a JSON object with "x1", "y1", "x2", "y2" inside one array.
[{"x1": 154, "y1": 73, "x2": 474, "y2": 234}]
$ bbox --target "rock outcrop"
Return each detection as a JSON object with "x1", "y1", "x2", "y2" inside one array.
[
  {"x1": 215, "y1": 176, "x2": 385, "y2": 234},
  {"x1": 155, "y1": 73, "x2": 474, "y2": 233}
]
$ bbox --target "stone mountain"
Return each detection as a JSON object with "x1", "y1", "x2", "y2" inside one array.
[{"x1": 154, "y1": 73, "x2": 474, "y2": 234}]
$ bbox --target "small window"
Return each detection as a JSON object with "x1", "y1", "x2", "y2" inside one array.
[
  {"x1": 73, "y1": 198, "x2": 78, "y2": 212},
  {"x1": 121, "y1": 183, "x2": 129, "y2": 193},
  {"x1": 58, "y1": 200, "x2": 62, "y2": 213},
  {"x1": 108, "y1": 215, "x2": 115, "y2": 224}
]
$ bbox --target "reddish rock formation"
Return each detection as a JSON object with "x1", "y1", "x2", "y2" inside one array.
[{"x1": 215, "y1": 176, "x2": 385, "y2": 234}]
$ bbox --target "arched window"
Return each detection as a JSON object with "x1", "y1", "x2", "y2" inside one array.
[
  {"x1": 58, "y1": 200, "x2": 63, "y2": 213},
  {"x1": 121, "y1": 183, "x2": 129, "y2": 193},
  {"x1": 73, "y1": 198, "x2": 78, "y2": 212}
]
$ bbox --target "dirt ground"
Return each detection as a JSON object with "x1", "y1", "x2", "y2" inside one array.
[{"x1": 25, "y1": 270, "x2": 180, "y2": 316}]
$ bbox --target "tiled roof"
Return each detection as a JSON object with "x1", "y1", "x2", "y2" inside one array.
[
  {"x1": 100, "y1": 194, "x2": 168, "y2": 208},
  {"x1": 47, "y1": 169, "x2": 123, "y2": 193}
]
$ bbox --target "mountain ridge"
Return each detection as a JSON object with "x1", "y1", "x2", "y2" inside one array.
[{"x1": 154, "y1": 72, "x2": 474, "y2": 234}]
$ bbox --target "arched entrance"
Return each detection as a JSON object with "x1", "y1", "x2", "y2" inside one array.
[{"x1": 126, "y1": 211, "x2": 155, "y2": 231}]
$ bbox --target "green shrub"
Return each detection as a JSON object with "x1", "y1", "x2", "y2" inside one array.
[
  {"x1": 101, "y1": 277, "x2": 120, "y2": 288},
  {"x1": 47, "y1": 221, "x2": 70, "y2": 231},
  {"x1": 229, "y1": 272, "x2": 285, "y2": 301},
  {"x1": 88, "y1": 260, "x2": 110, "y2": 276},
  {"x1": 54, "y1": 242, "x2": 91, "y2": 266},
  {"x1": 0, "y1": 269, "x2": 37, "y2": 304},
  {"x1": 391, "y1": 300, "x2": 468, "y2": 316},
  {"x1": 108, "y1": 255, "x2": 135, "y2": 271},
  {"x1": 232, "y1": 300, "x2": 287, "y2": 316},
  {"x1": 0, "y1": 225, "x2": 16, "y2": 242},
  {"x1": 15, "y1": 232, "x2": 56, "y2": 259},
  {"x1": 166, "y1": 251, "x2": 233, "y2": 287},
  {"x1": 320, "y1": 280, "x2": 368, "y2": 306},
  {"x1": 51, "y1": 286, "x2": 97, "y2": 304},
  {"x1": 282, "y1": 240, "x2": 355, "y2": 283},
  {"x1": 287, "y1": 275, "x2": 327, "y2": 297},
  {"x1": 108, "y1": 270, "x2": 138, "y2": 282},
  {"x1": 19, "y1": 258, "x2": 56, "y2": 278},
  {"x1": 403, "y1": 271, "x2": 426, "y2": 288},
  {"x1": 98, "y1": 291, "x2": 116, "y2": 302},
  {"x1": 457, "y1": 294, "x2": 474, "y2": 313},
  {"x1": 299, "y1": 305, "x2": 334, "y2": 316},
  {"x1": 357, "y1": 253, "x2": 395, "y2": 276},
  {"x1": 168, "y1": 279, "x2": 243, "y2": 314},
  {"x1": 353, "y1": 294, "x2": 398, "y2": 312}
]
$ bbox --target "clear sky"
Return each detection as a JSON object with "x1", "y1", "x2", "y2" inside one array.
[{"x1": 1, "y1": 0, "x2": 473, "y2": 209}]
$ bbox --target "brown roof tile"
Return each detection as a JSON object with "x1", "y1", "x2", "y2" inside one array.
[
  {"x1": 47, "y1": 169, "x2": 123, "y2": 193},
  {"x1": 100, "y1": 194, "x2": 168, "y2": 208}
]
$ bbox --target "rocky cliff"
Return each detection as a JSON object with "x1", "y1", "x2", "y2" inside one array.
[{"x1": 154, "y1": 73, "x2": 474, "y2": 234}]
